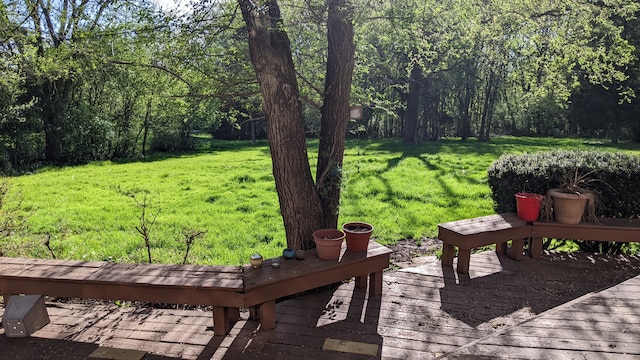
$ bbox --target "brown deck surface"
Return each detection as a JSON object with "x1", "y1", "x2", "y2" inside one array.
[{"x1": 2, "y1": 249, "x2": 640, "y2": 359}]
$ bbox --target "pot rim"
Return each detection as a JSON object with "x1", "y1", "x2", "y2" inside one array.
[
  {"x1": 312, "y1": 228, "x2": 345, "y2": 240},
  {"x1": 548, "y1": 188, "x2": 592, "y2": 200},
  {"x1": 342, "y1": 221, "x2": 374, "y2": 232}
]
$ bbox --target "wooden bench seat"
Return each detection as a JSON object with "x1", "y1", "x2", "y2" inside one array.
[
  {"x1": 530, "y1": 217, "x2": 640, "y2": 259},
  {"x1": 242, "y1": 240, "x2": 392, "y2": 330},
  {"x1": 1, "y1": 241, "x2": 392, "y2": 334},
  {"x1": 438, "y1": 213, "x2": 640, "y2": 274},
  {"x1": 438, "y1": 213, "x2": 530, "y2": 274},
  {"x1": 0, "y1": 258, "x2": 244, "y2": 336}
]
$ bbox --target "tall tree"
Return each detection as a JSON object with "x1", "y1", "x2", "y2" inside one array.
[
  {"x1": 21, "y1": 0, "x2": 117, "y2": 162},
  {"x1": 237, "y1": 0, "x2": 355, "y2": 249}
]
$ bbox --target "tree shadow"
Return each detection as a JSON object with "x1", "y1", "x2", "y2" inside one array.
[
  {"x1": 214, "y1": 283, "x2": 384, "y2": 359},
  {"x1": 439, "y1": 251, "x2": 640, "y2": 327}
]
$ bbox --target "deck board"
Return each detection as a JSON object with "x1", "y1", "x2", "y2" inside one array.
[{"x1": 2, "y1": 249, "x2": 640, "y2": 359}]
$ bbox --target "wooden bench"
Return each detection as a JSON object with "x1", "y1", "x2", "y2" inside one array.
[
  {"x1": 1, "y1": 241, "x2": 392, "y2": 334},
  {"x1": 242, "y1": 240, "x2": 392, "y2": 330},
  {"x1": 438, "y1": 213, "x2": 530, "y2": 274},
  {"x1": 439, "y1": 213, "x2": 640, "y2": 274},
  {"x1": 0, "y1": 258, "x2": 244, "y2": 336},
  {"x1": 530, "y1": 217, "x2": 640, "y2": 259}
]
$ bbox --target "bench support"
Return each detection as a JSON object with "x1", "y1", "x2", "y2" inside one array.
[
  {"x1": 355, "y1": 271, "x2": 384, "y2": 297},
  {"x1": 369, "y1": 270, "x2": 384, "y2": 297},
  {"x1": 438, "y1": 213, "x2": 530, "y2": 274},
  {"x1": 530, "y1": 237, "x2": 543, "y2": 259}
]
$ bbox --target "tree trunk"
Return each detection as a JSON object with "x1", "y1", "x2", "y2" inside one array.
[
  {"x1": 403, "y1": 63, "x2": 422, "y2": 144},
  {"x1": 478, "y1": 70, "x2": 499, "y2": 142},
  {"x1": 316, "y1": 0, "x2": 355, "y2": 229},
  {"x1": 238, "y1": 0, "x2": 325, "y2": 250},
  {"x1": 610, "y1": 108, "x2": 621, "y2": 144},
  {"x1": 142, "y1": 98, "x2": 151, "y2": 157},
  {"x1": 42, "y1": 78, "x2": 71, "y2": 163}
]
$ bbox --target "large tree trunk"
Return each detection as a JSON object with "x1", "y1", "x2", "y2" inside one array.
[
  {"x1": 238, "y1": 0, "x2": 325, "y2": 250},
  {"x1": 478, "y1": 69, "x2": 499, "y2": 142},
  {"x1": 402, "y1": 63, "x2": 422, "y2": 144},
  {"x1": 316, "y1": 0, "x2": 355, "y2": 228},
  {"x1": 42, "y1": 78, "x2": 71, "y2": 163}
]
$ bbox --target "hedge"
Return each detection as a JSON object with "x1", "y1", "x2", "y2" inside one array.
[{"x1": 487, "y1": 150, "x2": 640, "y2": 218}]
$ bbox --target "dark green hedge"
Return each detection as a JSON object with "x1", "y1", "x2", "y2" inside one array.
[{"x1": 488, "y1": 150, "x2": 640, "y2": 218}]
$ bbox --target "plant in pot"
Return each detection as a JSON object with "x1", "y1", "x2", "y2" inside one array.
[
  {"x1": 342, "y1": 222, "x2": 374, "y2": 252},
  {"x1": 312, "y1": 229, "x2": 345, "y2": 260},
  {"x1": 543, "y1": 169, "x2": 603, "y2": 224}
]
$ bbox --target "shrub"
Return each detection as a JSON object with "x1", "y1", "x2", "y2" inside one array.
[
  {"x1": 489, "y1": 150, "x2": 640, "y2": 254},
  {"x1": 488, "y1": 150, "x2": 640, "y2": 218}
]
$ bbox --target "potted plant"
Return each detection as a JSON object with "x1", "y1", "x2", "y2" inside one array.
[
  {"x1": 544, "y1": 169, "x2": 601, "y2": 224},
  {"x1": 312, "y1": 229, "x2": 345, "y2": 260},
  {"x1": 342, "y1": 222, "x2": 374, "y2": 252}
]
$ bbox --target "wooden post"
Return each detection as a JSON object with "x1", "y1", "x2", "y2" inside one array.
[
  {"x1": 456, "y1": 249, "x2": 471, "y2": 274},
  {"x1": 441, "y1": 244, "x2": 455, "y2": 266},
  {"x1": 369, "y1": 270, "x2": 383, "y2": 297},
  {"x1": 530, "y1": 237, "x2": 543, "y2": 259},
  {"x1": 258, "y1": 300, "x2": 276, "y2": 330},
  {"x1": 508, "y1": 239, "x2": 525, "y2": 260},
  {"x1": 355, "y1": 274, "x2": 367, "y2": 291},
  {"x1": 212, "y1": 306, "x2": 231, "y2": 336}
]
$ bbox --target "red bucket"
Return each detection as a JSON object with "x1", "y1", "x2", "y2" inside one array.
[{"x1": 515, "y1": 193, "x2": 544, "y2": 221}]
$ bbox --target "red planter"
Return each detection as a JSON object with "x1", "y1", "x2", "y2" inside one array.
[
  {"x1": 515, "y1": 193, "x2": 544, "y2": 221},
  {"x1": 342, "y1": 222, "x2": 374, "y2": 252}
]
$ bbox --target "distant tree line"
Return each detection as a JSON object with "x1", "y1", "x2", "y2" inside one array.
[{"x1": 1, "y1": 0, "x2": 639, "y2": 173}]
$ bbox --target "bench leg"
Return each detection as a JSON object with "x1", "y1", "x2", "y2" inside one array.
[
  {"x1": 229, "y1": 307, "x2": 240, "y2": 323},
  {"x1": 258, "y1": 300, "x2": 276, "y2": 330},
  {"x1": 369, "y1": 270, "x2": 383, "y2": 297},
  {"x1": 249, "y1": 306, "x2": 260, "y2": 320},
  {"x1": 530, "y1": 237, "x2": 543, "y2": 259},
  {"x1": 456, "y1": 249, "x2": 471, "y2": 274},
  {"x1": 441, "y1": 243, "x2": 455, "y2": 266},
  {"x1": 508, "y1": 238, "x2": 525, "y2": 260},
  {"x1": 355, "y1": 274, "x2": 367, "y2": 291},
  {"x1": 212, "y1": 306, "x2": 231, "y2": 336},
  {"x1": 496, "y1": 241, "x2": 507, "y2": 254}
]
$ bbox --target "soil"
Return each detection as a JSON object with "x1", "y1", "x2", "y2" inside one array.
[{"x1": 386, "y1": 237, "x2": 442, "y2": 269}]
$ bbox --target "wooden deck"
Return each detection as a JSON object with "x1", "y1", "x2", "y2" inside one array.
[{"x1": 2, "y1": 249, "x2": 640, "y2": 359}]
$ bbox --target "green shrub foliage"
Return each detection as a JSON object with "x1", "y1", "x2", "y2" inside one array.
[{"x1": 488, "y1": 150, "x2": 640, "y2": 218}]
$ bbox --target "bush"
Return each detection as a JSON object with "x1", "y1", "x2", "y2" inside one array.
[
  {"x1": 489, "y1": 150, "x2": 640, "y2": 254},
  {"x1": 488, "y1": 150, "x2": 640, "y2": 218}
]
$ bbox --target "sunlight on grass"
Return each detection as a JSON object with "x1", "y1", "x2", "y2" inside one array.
[{"x1": 3, "y1": 137, "x2": 639, "y2": 265}]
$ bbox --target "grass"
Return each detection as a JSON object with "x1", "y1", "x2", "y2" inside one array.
[{"x1": 3, "y1": 136, "x2": 639, "y2": 265}]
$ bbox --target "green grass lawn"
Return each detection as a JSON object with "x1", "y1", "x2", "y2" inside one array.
[{"x1": 3, "y1": 137, "x2": 639, "y2": 265}]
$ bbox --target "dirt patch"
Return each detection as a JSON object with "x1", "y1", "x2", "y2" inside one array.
[{"x1": 386, "y1": 237, "x2": 441, "y2": 269}]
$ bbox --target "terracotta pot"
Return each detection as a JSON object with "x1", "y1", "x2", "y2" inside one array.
[
  {"x1": 342, "y1": 222, "x2": 374, "y2": 252},
  {"x1": 312, "y1": 229, "x2": 345, "y2": 260},
  {"x1": 515, "y1": 193, "x2": 544, "y2": 221},
  {"x1": 548, "y1": 189, "x2": 591, "y2": 224}
]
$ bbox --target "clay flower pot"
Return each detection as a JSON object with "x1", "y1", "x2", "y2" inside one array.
[
  {"x1": 342, "y1": 222, "x2": 374, "y2": 252},
  {"x1": 312, "y1": 229, "x2": 345, "y2": 260},
  {"x1": 548, "y1": 189, "x2": 592, "y2": 224}
]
